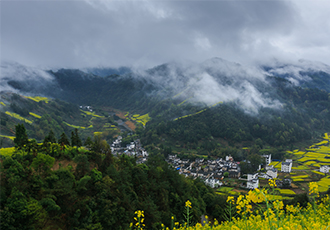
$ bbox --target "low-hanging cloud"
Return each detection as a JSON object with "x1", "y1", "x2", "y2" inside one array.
[{"x1": 136, "y1": 58, "x2": 282, "y2": 114}]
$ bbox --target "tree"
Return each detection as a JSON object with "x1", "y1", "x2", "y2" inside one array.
[
  {"x1": 71, "y1": 129, "x2": 82, "y2": 147},
  {"x1": 31, "y1": 153, "x2": 55, "y2": 176},
  {"x1": 84, "y1": 136, "x2": 93, "y2": 149},
  {"x1": 43, "y1": 130, "x2": 57, "y2": 144},
  {"x1": 14, "y1": 124, "x2": 29, "y2": 149},
  {"x1": 91, "y1": 134, "x2": 110, "y2": 154},
  {"x1": 247, "y1": 154, "x2": 263, "y2": 172},
  {"x1": 58, "y1": 132, "x2": 70, "y2": 146}
]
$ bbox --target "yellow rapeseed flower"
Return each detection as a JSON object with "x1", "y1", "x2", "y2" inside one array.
[
  {"x1": 269, "y1": 179, "x2": 277, "y2": 187},
  {"x1": 273, "y1": 200, "x2": 284, "y2": 211},
  {"x1": 309, "y1": 182, "x2": 319, "y2": 197},
  {"x1": 227, "y1": 196, "x2": 235, "y2": 204},
  {"x1": 286, "y1": 204, "x2": 298, "y2": 214},
  {"x1": 185, "y1": 200, "x2": 192, "y2": 208},
  {"x1": 247, "y1": 189, "x2": 265, "y2": 203}
]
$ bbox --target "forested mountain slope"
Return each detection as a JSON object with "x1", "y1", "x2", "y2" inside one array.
[{"x1": 1, "y1": 59, "x2": 330, "y2": 151}]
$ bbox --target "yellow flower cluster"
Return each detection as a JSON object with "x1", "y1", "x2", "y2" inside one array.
[
  {"x1": 309, "y1": 182, "x2": 319, "y2": 197},
  {"x1": 185, "y1": 200, "x2": 192, "y2": 208},
  {"x1": 226, "y1": 196, "x2": 235, "y2": 204},
  {"x1": 247, "y1": 188, "x2": 267, "y2": 203},
  {"x1": 135, "y1": 210, "x2": 144, "y2": 218},
  {"x1": 236, "y1": 195, "x2": 252, "y2": 215},
  {"x1": 268, "y1": 179, "x2": 277, "y2": 187},
  {"x1": 173, "y1": 197, "x2": 330, "y2": 230},
  {"x1": 131, "y1": 210, "x2": 145, "y2": 230},
  {"x1": 130, "y1": 185, "x2": 330, "y2": 230}
]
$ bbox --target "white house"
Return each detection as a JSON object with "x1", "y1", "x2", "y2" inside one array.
[
  {"x1": 266, "y1": 167, "x2": 278, "y2": 179},
  {"x1": 205, "y1": 177, "x2": 223, "y2": 188},
  {"x1": 142, "y1": 150, "x2": 148, "y2": 157},
  {"x1": 262, "y1": 154, "x2": 272, "y2": 165},
  {"x1": 247, "y1": 173, "x2": 258, "y2": 181},
  {"x1": 246, "y1": 173, "x2": 259, "y2": 189},
  {"x1": 320, "y1": 165, "x2": 330, "y2": 174},
  {"x1": 281, "y1": 159, "x2": 292, "y2": 173},
  {"x1": 226, "y1": 155, "x2": 233, "y2": 161}
]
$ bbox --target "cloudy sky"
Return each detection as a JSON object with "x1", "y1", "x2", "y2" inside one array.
[{"x1": 1, "y1": 0, "x2": 330, "y2": 68}]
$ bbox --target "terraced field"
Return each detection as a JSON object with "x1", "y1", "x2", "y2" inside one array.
[
  {"x1": 130, "y1": 113, "x2": 151, "y2": 126},
  {"x1": 5, "y1": 111, "x2": 33, "y2": 124},
  {"x1": 217, "y1": 133, "x2": 330, "y2": 198},
  {"x1": 285, "y1": 133, "x2": 330, "y2": 192},
  {"x1": 63, "y1": 121, "x2": 93, "y2": 129},
  {"x1": 289, "y1": 133, "x2": 330, "y2": 168},
  {"x1": 24, "y1": 96, "x2": 49, "y2": 103}
]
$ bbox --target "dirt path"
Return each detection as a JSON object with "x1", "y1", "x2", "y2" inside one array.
[
  {"x1": 52, "y1": 160, "x2": 77, "y2": 171},
  {"x1": 125, "y1": 120, "x2": 136, "y2": 131}
]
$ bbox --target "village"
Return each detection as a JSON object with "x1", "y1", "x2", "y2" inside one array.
[
  {"x1": 109, "y1": 134, "x2": 330, "y2": 192},
  {"x1": 166, "y1": 151, "x2": 330, "y2": 193},
  {"x1": 110, "y1": 136, "x2": 149, "y2": 164}
]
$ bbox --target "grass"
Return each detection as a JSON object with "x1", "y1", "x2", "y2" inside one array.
[
  {"x1": 228, "y1": 191, "x2": 240, "y2": 195},
  {"x1": 5, "y1": 111, "x2": 33, "y2": 124},
  {"x1": 215, "y1": 192, "x2": 227, "y2": 196},
  {"x1": 217, "y1": 187, "x2": 233, "y2": 192}
]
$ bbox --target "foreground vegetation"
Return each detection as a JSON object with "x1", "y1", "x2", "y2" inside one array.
[
  {"x1": 130, "y1": 181, "x2": 330, "y2": 230},
  {"x1": 1, "y1": 124, "x2": 330, "y2": 230},
  {"x1": 0, "y1": 125, "x2": 227, "y2": 230}
]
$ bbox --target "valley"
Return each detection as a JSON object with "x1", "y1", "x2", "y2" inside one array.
[{"x1": 1, "y1": 59, "x2": 330, "y2": 229}]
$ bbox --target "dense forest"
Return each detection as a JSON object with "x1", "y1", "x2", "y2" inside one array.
[
  {"x1": 1, "y1": 124, "x2": 323, "y2": 229},
  {"x1": 0, "y1": 124, "x2": 227, "y2": 229}
]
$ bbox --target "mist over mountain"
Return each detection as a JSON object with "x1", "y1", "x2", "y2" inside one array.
[
  {"x1": 2, "y1": 58, "x2": 329, "y2": 115},
  {"x1": 1, "y1": 57, "x2": 330, "y2": 149},
  {"x1": 137, "y1": 58, "x2": 281, "y2": 113},
  {"x1": 83, "y1": 66, "x2": 132, "y2": 77},
  {"x1": 0, "y1": 60, "x2": 58, "y2": 94}
]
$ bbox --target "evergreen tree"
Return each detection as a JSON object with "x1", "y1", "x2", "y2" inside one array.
[
  {"x1": 71, "y1": 128, "x2": 82, "y2": 147},
  {"x1": 71, "y1": 131, "x2": 75, "y2": 146},
  {"x1": 75, "y1": 128, "x2": 82, "y2": 147},
  {"x1": 14, "y1": 124, "x2": 29, "y2": 149},
  {"x1": 58, "y1": 132, "x2": 70, "y2": 146},
  {"x1": 84, "y1": 136, "x2": 93, "y2": 149},
  {"x1": 43, "y1": 130, "x2": 57, "y2": 144}
]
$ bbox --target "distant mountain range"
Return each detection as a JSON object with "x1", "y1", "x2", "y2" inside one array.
[{"x1": 1, "y1": 58, "x2": 329, "y2": 148}]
